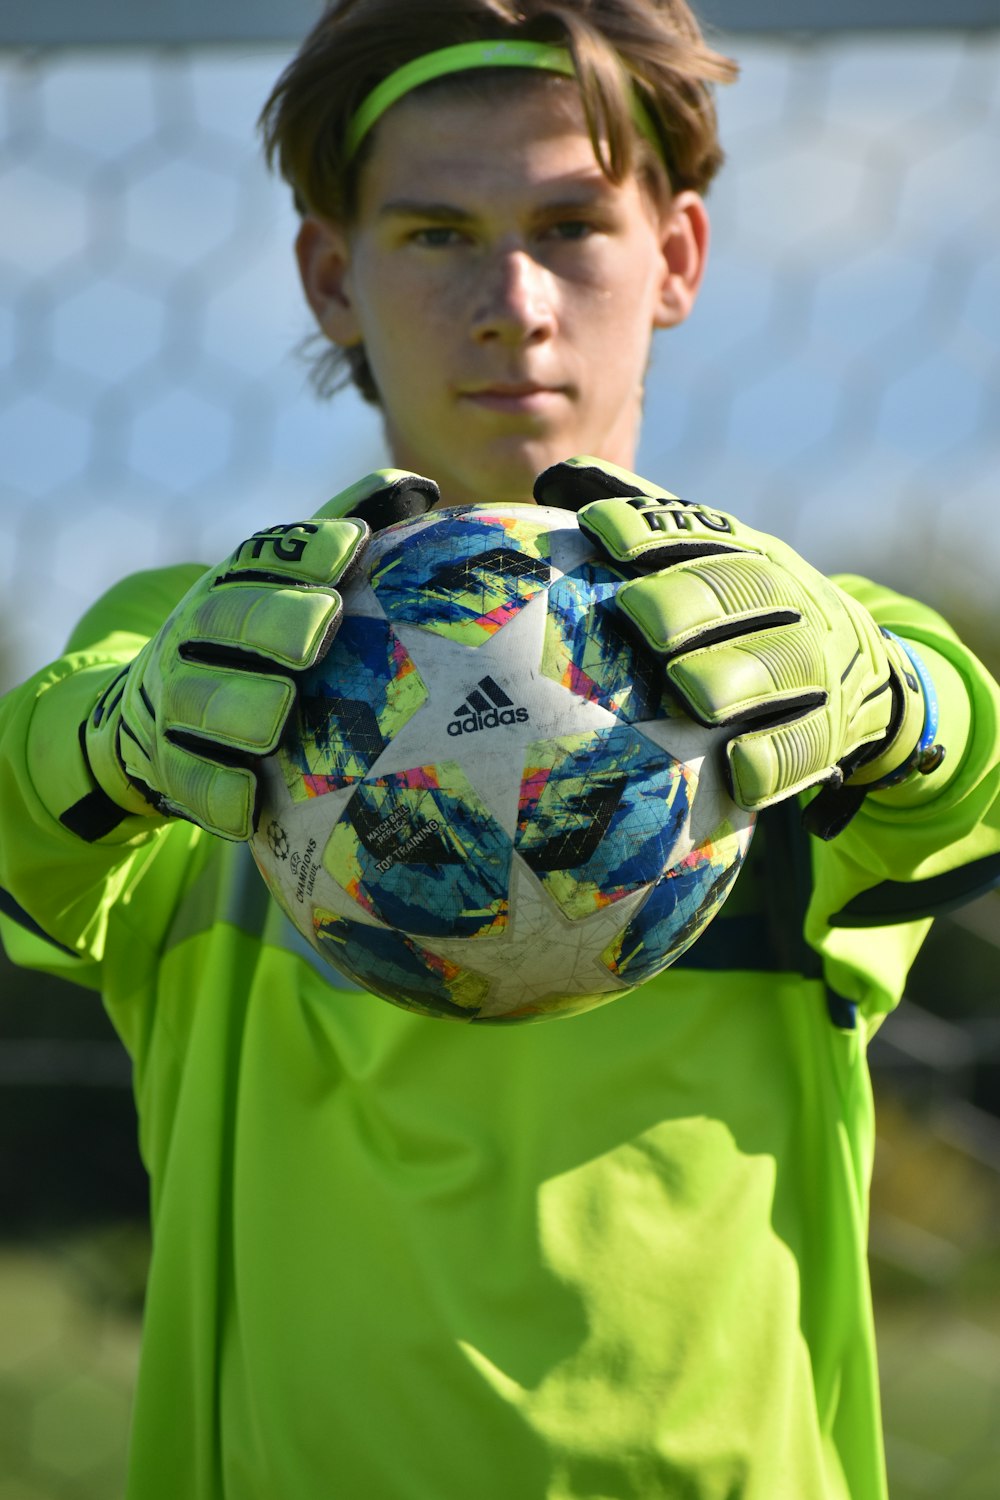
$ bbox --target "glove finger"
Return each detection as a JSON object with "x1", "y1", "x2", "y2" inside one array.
[
  {"x1": 578, "y1": 493, "x2": 750, "y2": 571},
  {"x1": 666, "y1": 627, "x2": 826, "y2": 726},
  {"x1": 313, "y1": 468, "x2": 440, "y2": 527},
  {"x1": 532, "y1": 453, "x2": 737, "y2": 570},
  {"x1": 184, "y1": 583, "x2": 345, "y2": 672},
  {"x1": 726, "y1": 713, "x2": 838, "y2": 812},
  {"x1": 152, "y1": 743, "x2": 258, "y2": 841},
  {"x1": 726, "y1": 697, "x2": 897, "y2": 814},
  {"x1": 616, "y1": 555, "x2": 803, "y2": 656},
  {"x1": 224, "y1": 517, "x2": 369, "y2": 587},
  {"x1": 533, "y1": 455, "x2": 671, "y2": 509},
  {"x1": 126, "y1": 662, "x2": 294, "y2": 758}
]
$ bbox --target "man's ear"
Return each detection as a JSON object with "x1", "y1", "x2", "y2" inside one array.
[
  {"x1": 653, "y1": 190, "x2": 710, "y2": 330},
  {"x1": 295, "y1": 214, "x2": 363, "y2": 346}
]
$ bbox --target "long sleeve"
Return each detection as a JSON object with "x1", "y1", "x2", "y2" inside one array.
[
  {"x1": 0, "y1": 565, "x2": 208, "y2": 993},
  {"x1": 806, "y1": 575, "x2": 1000, "y2": 1020}
]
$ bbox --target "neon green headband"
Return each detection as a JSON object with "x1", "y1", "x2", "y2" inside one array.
[{"x1": 344, "y1": 39, "x2": 662, "y2": 162}]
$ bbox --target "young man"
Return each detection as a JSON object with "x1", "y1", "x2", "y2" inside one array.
[{"x1": 1, "y1": 3, "x2": 998, "y2": 1497}]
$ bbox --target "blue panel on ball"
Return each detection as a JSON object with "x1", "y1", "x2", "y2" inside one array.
[
  {"x1": 284, "y1": 616, "x2": 427, "y2": 796},
  {"x1": 602, "y1": 845, "x2": 747, "y2": 985},
  {"x1": 542, "y1": 564, "x2": 674, "y2": 723},
  {"x1": 313, "y1": 910, "x2": 489, "y2": 1020},
  {"x1": 371, "y1": 511, "x2": 553, "y2": 643},
  {"x1": 325, "y1": 766, "x2": 512, "y2": 938},
  {"x1": 516, "y1": 726, "x2": 690, "y2": 919}
]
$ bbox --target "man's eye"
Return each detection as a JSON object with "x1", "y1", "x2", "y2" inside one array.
[
  {"x1": 548, "y1": 220, "x2": 595, "y2": 241},
  {"x1": 411, "y1": 226, "x2": 464, "y2": 247}
]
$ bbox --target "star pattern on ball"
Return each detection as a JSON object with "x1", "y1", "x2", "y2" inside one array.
[
  {"x1": 370, "y1": 593, "x2": 621, "y2": 837},
  {"x1": 425, "y1": 861, "x2": 649, "y2": 1015}
]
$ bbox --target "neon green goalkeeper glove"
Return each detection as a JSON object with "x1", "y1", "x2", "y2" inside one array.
[
  {"x1": 84, "y1": 470, "x2": 437, "y2": 841},
  {"x1": 535, "y1": 457, "x2": 944, "y2": 837}
]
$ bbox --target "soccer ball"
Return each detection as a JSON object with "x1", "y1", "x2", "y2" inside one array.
[{"x1": 250, "y1": 504, "x2": 754, "y2": 1023}]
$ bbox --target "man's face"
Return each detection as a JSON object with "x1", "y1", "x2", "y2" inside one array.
[{"x1": 298, "y1": 80, "x2": 708, "y2": 505}]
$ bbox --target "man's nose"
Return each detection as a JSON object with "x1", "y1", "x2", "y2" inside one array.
[{"x1": 470, "y1": 249, "x2": 557, "y2": 345}]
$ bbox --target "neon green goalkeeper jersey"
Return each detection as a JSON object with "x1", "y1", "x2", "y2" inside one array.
[{"x1": 2, "y1": 565, "x2": 999, "y2": 1500}]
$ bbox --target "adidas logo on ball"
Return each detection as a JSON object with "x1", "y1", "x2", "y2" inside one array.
[{"x1": 447, "y1": 674, "x2": 529, "y2": 737}]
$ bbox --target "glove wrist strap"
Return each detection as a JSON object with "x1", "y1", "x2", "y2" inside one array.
[
  {"x1": 853, "y1": 632, "x2": 946, "y2": 792},
  {"x1": 84, "y1": 667, "x2": 166, "y2": 821},
  {"x1": 805, "y1": 634, "x2": 947, "y2": 840}
]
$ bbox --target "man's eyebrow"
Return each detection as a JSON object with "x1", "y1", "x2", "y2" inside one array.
[
  {"x1": 534, "y1": 193, "x2": 617, "y2": 215},
  {"x1": 378, "y1": 200, "x2": 477, "y2": 223},
  {"x1": 377, "y1": 185, "x2": 617, "y2": 224}
]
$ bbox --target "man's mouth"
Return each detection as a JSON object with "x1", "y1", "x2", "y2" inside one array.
[{"x1": 459, "y1": 382, "x2": 565, "y2": 413}]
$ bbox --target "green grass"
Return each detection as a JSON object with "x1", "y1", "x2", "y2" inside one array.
[
  {"x1": 871, "y1": 1091, "x2": 1000, "y2": 1499},
  {"x1": 0, "y1": 1225, "x2": 146, "y2": 1500}
]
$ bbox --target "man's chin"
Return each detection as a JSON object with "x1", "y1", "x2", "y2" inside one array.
[{"x1": 435, "y1": 440, "x2": 581, "y2": 509}]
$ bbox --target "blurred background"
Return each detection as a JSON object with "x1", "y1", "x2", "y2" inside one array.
[{"x1": 1, "y1": 2, "x2": 998, "y2": 1495}]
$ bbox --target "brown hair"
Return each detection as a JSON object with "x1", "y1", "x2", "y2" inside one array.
[{"x1": 259, "y1": 0, "x2": 737, "y2": 402}]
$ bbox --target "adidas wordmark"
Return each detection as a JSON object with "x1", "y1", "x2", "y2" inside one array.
[{"x1": 447, "y1": 674, "x2": 530, "y2": 737}]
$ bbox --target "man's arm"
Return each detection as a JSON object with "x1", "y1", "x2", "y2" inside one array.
[
  {"x1": 0, "y1": 565, "x2": 208, "y2": 975},
  {"x1": 805, "y1": 575, "x2": 1000, "y2": 1018}
]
